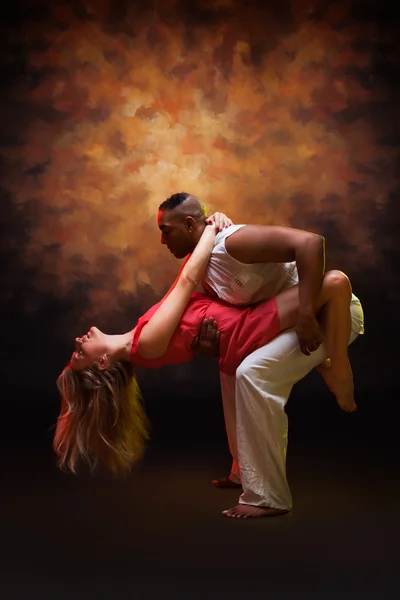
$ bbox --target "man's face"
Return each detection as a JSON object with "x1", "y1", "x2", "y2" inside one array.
[{"x1": 158, "y1": 209, "x2": 195, "y2": 258}]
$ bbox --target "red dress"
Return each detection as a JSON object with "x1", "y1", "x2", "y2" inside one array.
[{"x1": 130, "y1": 292, "x2": 281, "y2": 376}]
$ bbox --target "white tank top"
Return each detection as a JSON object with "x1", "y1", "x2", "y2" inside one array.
[{"x1": 202, "y1": 224, "x2": 299, "y2": 305}]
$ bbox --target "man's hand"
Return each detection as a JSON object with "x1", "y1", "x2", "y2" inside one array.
[
  {"x1": 206, "y1": 212, "x2": 233, "y2": 232},
  {"x1": 295, "y1": 314, "x2": 324, "y2": 356},
  {"x1": 192, "y1": 318, "x2": 220, "y2": 356}
]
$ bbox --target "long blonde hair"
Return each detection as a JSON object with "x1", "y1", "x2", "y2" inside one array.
[{"x1": 54, "y1": 361, "x2": 149, "y2": 474}]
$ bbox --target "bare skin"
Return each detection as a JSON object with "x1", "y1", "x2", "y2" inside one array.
[
  {"x1": 222, "y1": 505, "x2": 289, "y2": 519},
  {"x1": 211, "y1": 477, "x2": 242, "y2": 489},
  {"x1": 198, "y1": 271, "x2": 356, "y2": 415},
  {"x1": 315, "y1": 358, "x2": 355, "y2": 413},
  {"x1": 310, "y1": 273, "x2": 355, "y2": 413},
  {"x1": 158, "y1": 199, "x2": 326, "y2": 356},
  {"x1": 255, "y1": 269, "x2": 356, "y2": 413},
  {"x1": 219, "y1": 271, "x2": 355, "y2": 519},
  {"x1": 196, "y1": 272, "x2": 356, "y2": 517},
  {"x1": 314, "y1": 287, "x2": 355, "y2": 413}
]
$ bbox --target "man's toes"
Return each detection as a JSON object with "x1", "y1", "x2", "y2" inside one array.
[
  {"x1": 222, "y1": 507, "x2": 239, "y2": 518},
  {"x1": 223, "y1": 505, "x2": 250, "y2": 518}
]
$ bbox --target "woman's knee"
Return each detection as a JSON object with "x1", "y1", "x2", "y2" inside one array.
[{"x1": 323, "y1": 270, "x2": 352, "y2": 297}]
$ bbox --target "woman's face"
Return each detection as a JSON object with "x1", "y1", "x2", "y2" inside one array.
[{"x1": 70, "y1": 327, "x2": 108, "y2": 371}]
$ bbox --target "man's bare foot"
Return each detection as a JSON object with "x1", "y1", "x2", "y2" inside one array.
[
  {"x1": 222, "y1": 504, "x2": 288, "y2": 519},
  {"x1": 212, "y1": 476, "x2": 242, "y2": 489},
  {"x1": 316, "y1": 358, "x2": 357, "y2": 413}
]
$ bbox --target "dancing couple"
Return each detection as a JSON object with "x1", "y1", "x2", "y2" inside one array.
[{"x1": 55, "y1": 193, "x2": 364, "y2": 518}]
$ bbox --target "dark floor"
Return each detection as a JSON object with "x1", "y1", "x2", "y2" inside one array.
[
  {"x1": 2, "y1": 426, "x2": 399, "y2": 600},
  {"x1": 1, "y1": 349, "x2": 398, "y2": 599}
]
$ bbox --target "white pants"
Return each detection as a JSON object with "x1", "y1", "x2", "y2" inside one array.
[{"x1": 219, "y1": 295, "x2": 365, "y2": 511}]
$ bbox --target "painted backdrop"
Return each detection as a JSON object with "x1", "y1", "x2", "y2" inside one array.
[{"x1": 1, "y1": 0, "x2": 399, "y2": 439}]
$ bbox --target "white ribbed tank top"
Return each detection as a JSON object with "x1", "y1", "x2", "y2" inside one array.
[{"x1": 202, "y1": 224, "x2": 299, "y2": 305}]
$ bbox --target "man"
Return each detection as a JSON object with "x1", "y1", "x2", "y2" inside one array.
[{"x1": 158, "y1": 192, "x2": 364, "y2": 518}]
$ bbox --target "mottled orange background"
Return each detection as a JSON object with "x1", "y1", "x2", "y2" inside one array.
[{"x1": 1, "y1": 0, "x2": 399, "y2": 326}]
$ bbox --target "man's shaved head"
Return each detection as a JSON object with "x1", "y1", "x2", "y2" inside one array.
[
  {"x1": 159, "y1": 192, "x2": 207, "y2": 222},
  {"x1": 158, "y1": 192, "x2": 208, "y2": 258}
]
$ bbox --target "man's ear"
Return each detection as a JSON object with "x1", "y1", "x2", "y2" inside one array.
[
  {"x1": 97, "y1": 355, "x2": 110, "y2": 371},
  {"x1": 185, "y1": 216, "x2": 196, "y2": 233}
]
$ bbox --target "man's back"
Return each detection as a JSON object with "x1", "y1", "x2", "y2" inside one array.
[{"x1": 202, "y1": 225, "x2": 299, "y2": 305}]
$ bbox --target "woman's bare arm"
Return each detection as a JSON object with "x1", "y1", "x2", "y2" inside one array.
[
  {"x1": 137, "y1": 224, "x2": 217, "y2": 359},
  {"x1": 158, "y1": 255, "x2": 190, "y2": 304},
  {"x1": 158, "y1": 212, "x2": 232, "y2": 304}
]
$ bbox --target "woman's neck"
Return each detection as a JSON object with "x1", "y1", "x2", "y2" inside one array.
[{"x1": 110, "y1": 329, "x2": 135, "y2": 362}]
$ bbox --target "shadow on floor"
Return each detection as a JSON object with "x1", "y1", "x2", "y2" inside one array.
[{"x1": 1, "y1": 436, "x2": 399, "y2": 600}]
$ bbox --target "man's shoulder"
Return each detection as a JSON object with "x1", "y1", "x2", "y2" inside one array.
[{"x1": 214, "y1": 224, "x2": 246, "y2": 246}]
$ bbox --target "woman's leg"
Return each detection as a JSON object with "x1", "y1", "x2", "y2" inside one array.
[
  {"x1": 276, "y1": 270, "x2": 356, "y2": 412},
  {"x1": 314, "y1": 272, "x2": 355, "y2": 412}
]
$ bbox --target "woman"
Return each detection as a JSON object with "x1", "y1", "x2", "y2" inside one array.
[{"x1": 55, "y1": 221, "x2": 357, "y2": 474}]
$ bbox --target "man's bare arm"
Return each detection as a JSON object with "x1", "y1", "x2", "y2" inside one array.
[{"x1": 225, "y1": 225, "x2": 325, "y2": 355}]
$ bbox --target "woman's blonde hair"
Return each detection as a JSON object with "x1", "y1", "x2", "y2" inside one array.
[{"x1": 54, "y1": 361, "x2": 149, "y2": 474}]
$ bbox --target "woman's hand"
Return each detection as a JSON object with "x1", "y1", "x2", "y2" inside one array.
[{"x1": 206, "y1": 212, "x2": 233, "y2": 232}]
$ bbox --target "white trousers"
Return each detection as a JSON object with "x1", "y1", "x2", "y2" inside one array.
[{"x1": 219, "y1": 295, "x2": 365, "y2": 511}]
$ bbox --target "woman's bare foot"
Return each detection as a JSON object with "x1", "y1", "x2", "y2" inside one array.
[
  {"x1": 222, "y1": 505, "x2": 288, "y2": 519},
  {"x1": 316, "y1": 359, "x2": 357, "y2": 413}
]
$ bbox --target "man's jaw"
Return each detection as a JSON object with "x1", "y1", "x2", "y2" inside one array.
[{"x1": 167, "y1": 246, "x2": 184, "y2": 258}]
